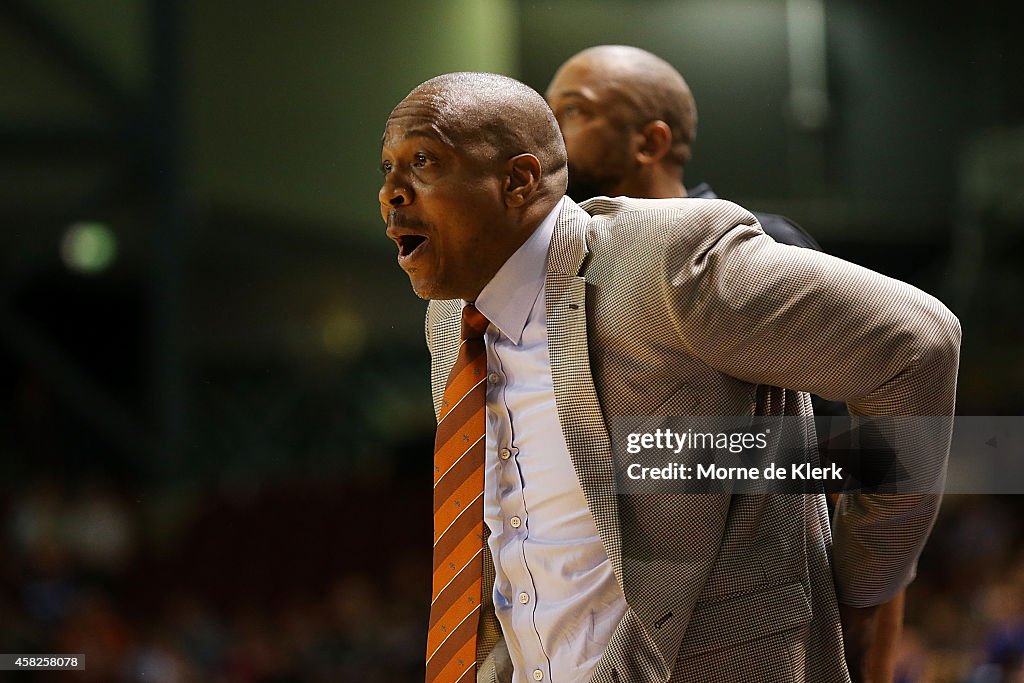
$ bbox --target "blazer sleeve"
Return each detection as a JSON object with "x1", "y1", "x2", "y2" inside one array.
[{"x1": 661, "y1": 199, "x2": 961, "y2": 606}]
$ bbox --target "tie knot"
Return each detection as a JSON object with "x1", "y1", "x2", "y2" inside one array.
[{"x1": 461, "y1": 304, "x2": 489, "y2": 340}]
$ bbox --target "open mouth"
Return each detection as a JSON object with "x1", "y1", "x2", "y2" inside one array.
[{"x1": 398, "y1": 234, "x2": 427, "y2": 258}]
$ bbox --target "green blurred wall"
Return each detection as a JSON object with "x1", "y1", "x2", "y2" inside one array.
[
  {"x1": 0, "y1": 0, "x2": 519, "y2": 242},
  {"x1": 188, "y1": 0, "x2": 519, "y2": 241}
]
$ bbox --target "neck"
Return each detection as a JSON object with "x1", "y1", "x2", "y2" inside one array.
[
  {"x1": 520, "y1": 193, "x2": 560, "y2": 233},
  {"x1": 645, "y1": 175, "x2": 688, "y2": 199},
  {"x1": 618, "y1": 167, "x2": 688, "y2": 200}
]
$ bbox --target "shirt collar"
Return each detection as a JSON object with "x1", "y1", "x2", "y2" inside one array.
[{"x1": 472, "y1": 197, "x2": 563, "y2": 345}]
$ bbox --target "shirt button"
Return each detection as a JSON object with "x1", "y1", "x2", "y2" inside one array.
[
  {"x1": 509, "y1": 516, "x2": 521, "y2": 529},
  {"x1": 518, "y1": 592, "x2": 530, "y2": 604},
  {"x1": 499, "y1": 448, "x2": 512, "y2": 460},
  {"x1": 488, "y1": 372, "x2": 500, "y2": 384},
  {"x1": 533, "y1": 670, "x2": 544, "y2": 681}
]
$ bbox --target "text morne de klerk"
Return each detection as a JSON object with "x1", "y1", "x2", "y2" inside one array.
[{"x1": 625, "y1": 462, "x2": 843, "y2": 481}]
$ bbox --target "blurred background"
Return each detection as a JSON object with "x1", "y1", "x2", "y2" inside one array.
[{"x1": 0, "y1": 0, "x2": 1021, "y2": 681}]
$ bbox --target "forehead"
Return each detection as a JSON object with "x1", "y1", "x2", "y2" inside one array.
[
  {"x1": 382, "y1": 91, "x2": 458, "y2": 148},
  {"x1": 548, "y1": 58, "x2": 628, "y2": 105}
]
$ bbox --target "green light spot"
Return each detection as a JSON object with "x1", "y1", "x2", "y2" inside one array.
[{"x1": 61, "y1": 222, "x2": 117, "y2": 274}]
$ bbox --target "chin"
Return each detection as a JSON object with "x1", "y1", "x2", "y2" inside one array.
[
  {"x1": 409, "y1": 280, "x2": 436, "y2": 301},
  {"x1": 409, "y1": 277, "x2": 452, "y2": 302}
]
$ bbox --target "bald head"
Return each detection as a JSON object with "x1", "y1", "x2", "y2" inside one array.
[
  {"x1": 388, "y1": 72, "x2": 568, "y2": 195},
  {"x1": 555, "y1": 45, "x2": 697, "y2": 167},
  {"x1": 380, "y1": 73, "x2": 568, "y2": 301}
]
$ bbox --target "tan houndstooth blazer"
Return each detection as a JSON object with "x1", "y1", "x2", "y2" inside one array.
[{"x1": 424, "y1": 197, "x2": 961, "y2": 683}]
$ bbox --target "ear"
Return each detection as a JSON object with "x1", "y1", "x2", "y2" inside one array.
[
  {"x1": 504, "y1": 154, "x2": 542, "y2": 208},
  {"x1": 635, "y1": 120, "x2": 672, "y2": 165}
]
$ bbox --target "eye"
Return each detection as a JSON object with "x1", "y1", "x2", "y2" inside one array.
[
  {"x1": 558, "y1": 103, "x2": 582, "y2": 119},
  {"x1": 413, "y1": 152, "x2": 429, "y2": 167},
  {"x1": 381, "y1": 159, "x2": 393, "y2": 175}
]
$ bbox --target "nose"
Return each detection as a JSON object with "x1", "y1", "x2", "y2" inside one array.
[{"x1": 379, "y1": 174, "x2": 412, "y2": 220}]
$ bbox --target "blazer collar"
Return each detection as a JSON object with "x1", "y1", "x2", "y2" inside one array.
[{"x1": 547, "y1": 196, "x2": 591, "y2": 277}]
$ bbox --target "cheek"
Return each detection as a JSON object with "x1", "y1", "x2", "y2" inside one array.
[
  {"x1": 561, "y1": 126, "x2": 590, "y2": 160},
  {"x1": 448, "y1": 212, "x2": 491, "y2": 258},
  {"x1": 567, "y1": 124, "x2": 617, "y2": 165}
]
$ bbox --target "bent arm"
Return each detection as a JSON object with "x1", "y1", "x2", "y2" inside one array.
[{"x1": 663, "y1": 201, "x2": 960, "y2": 604}]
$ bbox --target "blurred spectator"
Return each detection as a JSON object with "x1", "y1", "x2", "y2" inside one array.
[
  {"x1": 64, "y1": 481, "x2": 136, "y2": 577},
  {"x1": 54, "y1": 589, "x2": 133, "y2": 682},
  {"x1": 3, "y1": 479, "x2": 1023, "y2": 682}
]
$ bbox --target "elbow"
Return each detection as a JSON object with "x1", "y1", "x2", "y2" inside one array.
[
  {"x1": 911, "y1": 303, "x2": 961, "y2": 410},
  {"x1": 929, "y1": 306, "x2": 961, "y2": 366}
]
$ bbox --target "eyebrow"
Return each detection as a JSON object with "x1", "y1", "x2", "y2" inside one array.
[{"x1": 551, "y1": 88, "x2": 593, "y2": 101}]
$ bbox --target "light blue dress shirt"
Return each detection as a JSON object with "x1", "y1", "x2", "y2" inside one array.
[{"x1": 473, "y1": 199, "x2": 627, "y2": 683}]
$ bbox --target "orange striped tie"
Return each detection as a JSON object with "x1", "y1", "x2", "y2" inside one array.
[{"x1": 426, "y1": 304, "x2": 489, "y2": 683}]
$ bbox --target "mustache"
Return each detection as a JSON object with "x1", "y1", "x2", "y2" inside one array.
[{"x1": 387, "y1": 210, "x2": 431, "y2": 232}]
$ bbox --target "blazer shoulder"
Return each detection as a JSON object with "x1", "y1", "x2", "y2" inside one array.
[
  {"x1": 682, "y1": 183, "x2": 822, "y2": 252},
  {"x1": 581, "y1": 195, "x2": 752, "y2": 219},
  {"x1": 579, "y1": 195, "x2": 762, "y2": 256}
]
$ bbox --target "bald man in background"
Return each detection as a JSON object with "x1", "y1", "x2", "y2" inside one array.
[
  {"x1": 545, "y1": 44, "x2": 819, "y2": 250},
  {"x1": 546, "y1": 45, "x2": 902, "y2": 682}
]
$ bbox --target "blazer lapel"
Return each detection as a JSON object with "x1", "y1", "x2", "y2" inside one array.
[
  {"x1": 544, "y1": 199, "x2": 625, "y2": 589},
  {"x1": 427, "y1": 298, "x2": 464, "y2": 419},
  {"x1": 547, "y1": 201, "x2": 675, "y2": 682}
]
